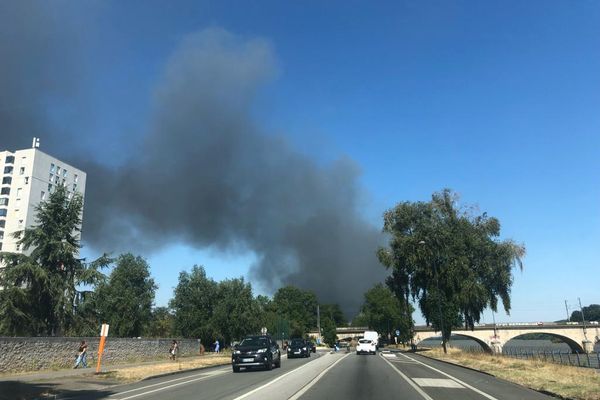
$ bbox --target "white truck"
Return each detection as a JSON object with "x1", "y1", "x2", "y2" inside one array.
[{"x1": 363, "y1": 331, "x2": 379, "y2": 349}]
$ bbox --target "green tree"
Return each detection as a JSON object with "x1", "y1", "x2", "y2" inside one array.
[
  {"x1": 272, "y1": 286, "x2": 318, "y2": 337},
  {"x1": 0, "y1": 185, "x2": 109, "y2": 336},
  {"x1": 211, "y1": 278, "x2": 261, "y2": 345},
  {"x1": 360, "y1": 283, "x2": 413, "y2": 343},
  {"x1": 170, "y1": 265, "x2": 217, "y2": 343},
  {"x1": 321, "y1": 316, "x2": 337, "y2": 347},
  {"x1": 377, "y1": 189, "x2": 525, "y2": 352},
  {"x1": 94, "y1": 254, "x2": 157, "y2": 337},
  {"x1": 570, "y1": 304, "x2": 600, "y2": 322},
  {"x1": 146, "y1": 307, "x2": 174, "y2": 338},
  {"x1": 320, "y1": 304, "x2": 347, "y2": 327}
]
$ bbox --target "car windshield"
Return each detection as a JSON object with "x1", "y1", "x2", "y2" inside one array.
[
  {"x1": 291, "y1": 339, "x2": 304, "y2": 345},
  {"x1": 240, "y1": 337, "x2": 268, "y2": 347},
  {"x1": 359, "y1": 339, "x2": 372, "y2": 344}
]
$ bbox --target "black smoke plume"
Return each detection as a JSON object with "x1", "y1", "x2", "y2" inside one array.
[{"x1": 1, "y1": 7, "x2": 386, "y2": 316}]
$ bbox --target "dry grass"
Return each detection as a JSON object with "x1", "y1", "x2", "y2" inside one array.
[
  {"x1": 425, "y1": 347, "x2": 600, "y2": 400},
  {"x1": 99, "y1": 355, "x2": 231, "y2": 383}
]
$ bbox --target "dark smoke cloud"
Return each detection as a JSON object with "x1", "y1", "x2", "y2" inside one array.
[
  {"x1": 1, "y1": 8, "x2": 387, "y2": 316},
  {"x1": 0, "y1": 1, "x2": 86, "y2": 152}
]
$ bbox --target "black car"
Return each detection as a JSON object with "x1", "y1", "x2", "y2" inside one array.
[
  {"x1": 307, "y1": 340, "x2": 317, "y2": 353},
  {"x1": 232, "y1": 335, "x2": 281, "y2": 372},
  {"x1": 287, "y1": 338, "x2": 310, "y2": 358}
]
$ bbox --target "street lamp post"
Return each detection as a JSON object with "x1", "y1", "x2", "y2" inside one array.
[{"x1": 419, "y1": 240, "x2": 447, "y2": 354}]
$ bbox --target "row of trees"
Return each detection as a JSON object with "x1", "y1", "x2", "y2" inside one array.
[
  {"x1": 0, "y1": 186, "x2": 342, "y2": 345},
  {"x1": 0, "y1": 185, "x2": 530, "y2": 352}
]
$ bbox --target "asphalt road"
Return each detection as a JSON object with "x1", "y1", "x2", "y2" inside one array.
[{"x1": 71, "y1": 350, "x2": 556, "y2": 400}]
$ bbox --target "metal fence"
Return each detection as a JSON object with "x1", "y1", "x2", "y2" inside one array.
[{"x1": 459, "y1": 345, "x2": 600, "y2": 369}]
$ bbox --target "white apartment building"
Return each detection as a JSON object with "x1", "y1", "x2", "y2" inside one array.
[{"x1": 0, "y1": 144, "x2": 87, "y2": 254}]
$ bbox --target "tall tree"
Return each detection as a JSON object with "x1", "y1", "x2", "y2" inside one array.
[
  {"x1": 145, "y1": 307, "x2": 174, "y2": 338},
  {"x1": 570, "y1": 304, "x2": 600, "y2": 322},
  {"x1": 360, "y1": 283, "x2": 413, "y2": 343},
  {"x1": 94, "y1": 254, "x2": 157, "y2": 337},
  {"x1": 272, "y1": 286, "x2": 318, "y2": 337},
  {"x1": 321, "y1": 316, "x2": 337, "y2": 347},
  {"x1": 170, "y1": 265, "x2": 217, "y2": 344},
  {"x1": 320, "y1": 304, "x2": 347, "y2": 327},
  {"x1": 211, "y1": 277, "x2": 261, "y2": 345},
  {"x1": 378, "y1": 189, "x2": 525, "y2": 352},
  {"x1": 0, "y1": 185, "x2": 109, "y2": 336}
]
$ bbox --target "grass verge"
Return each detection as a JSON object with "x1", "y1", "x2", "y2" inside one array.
[
  {"x1": 98, "y1": 354, "x2": 231, "y2": 383},
  {"x1": 424, "y1": 347, "x2": 600, "y2": 400}
]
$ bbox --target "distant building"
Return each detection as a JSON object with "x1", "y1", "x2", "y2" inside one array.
[{"x1": 0, "y1": 139, "x2": 86, "y2": 254}]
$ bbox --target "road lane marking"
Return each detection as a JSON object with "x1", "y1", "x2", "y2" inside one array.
[
  {"x1": 380, "y1": 354, "x2": 434, "y2": 400},
  {"x1": 232, "y1": 353, "x2": 327, "y2": 400},
  {"x1": 397, "y1": 353, "x2": 500, "y2": 400},
  {"x1": 288, "y1": 353, "x2": 351, "y2": 400},
  {"x1": 412, "y1": 378, "x2": 464, "y2": 388},
  {"x1": 382, "y1": 353, "x2": 397, "y2": 358},
  {"x1": 112, "y1": 371, "x2": 229, "y2": 400},
  {"x1": 110, "y1": 368, "x2": 229, "y2": 397}
]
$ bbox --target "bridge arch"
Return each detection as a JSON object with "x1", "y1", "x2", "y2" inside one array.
[
  {"x1": 414, "y1": 333, "x2": 493, "y2": 353},
  {"x1": 505, "y1": 332, "x2": 584, "y2": 354}
]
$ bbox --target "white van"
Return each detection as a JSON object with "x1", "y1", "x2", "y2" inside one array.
[{"x1": 363, "y1": 331, "x2": 379, "y2": 349}]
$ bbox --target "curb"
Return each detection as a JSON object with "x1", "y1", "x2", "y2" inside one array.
[{"x1": 140, "y1": 361, "x2": 230, "y2": 381}]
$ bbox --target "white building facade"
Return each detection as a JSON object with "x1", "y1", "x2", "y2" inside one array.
[{"x1": 0, "y1": 146, "x2": 86, "y2": 254}]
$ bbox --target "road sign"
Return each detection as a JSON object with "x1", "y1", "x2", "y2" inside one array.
[
  {"x1": 100, "y1": 323, "x2": 110, "y2": 337},
  {"x1": 395, "y1": 330, "x2": 400, "y2": 336}
]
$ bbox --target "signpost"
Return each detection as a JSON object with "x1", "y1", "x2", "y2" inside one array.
[{"x1": 96, "y1": 323, "x2": 109, "y2": 374}]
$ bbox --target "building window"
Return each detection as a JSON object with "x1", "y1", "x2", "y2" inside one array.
[
  {"x1": 0, "y1": 220, "x2": 4, "y2": 228},
  {"x1": 0, "y1": 243, "x2": 2, "y2": 251},
  {"x1": 5, "y1": 156, "x2": 14, "y2": 164},
  {"x1": 54, "y1": 176, "x2": 59, "y2": 184},
  {"x1": 0, "y1": 198, "x2": 7, "y2": 206},
  {"x1": 0, "y1": 231, "x2": 3, "y2": 240},
  {"x1": 16, "y1": 188, "x2": 22, "y2": 198},
  {"x1": 0, "y1": 209, "x2": 7, "y2": 217},
  {"x1": 3, "y1": 166, "x2": 13, "y2": 174},
  {"x1": 25, "y1": 177, "x2": 29, "y2": 184},
  {"x1": 2, "y1": 177, "x2": 11, "y2": 185},
  {"x1": 18, "y1": 219, "x2": 23, "y2": 228},
  {"x1": 74, "y1": 174, "x2": 79, "y2": 183},
  {"x1": 41, "y1": 191, "x2": 46, "y2": 200},
  {"x1": 73, "y1": 183, "x2": 77, "y2": 191},
  {"x1": 19, "y1": 167, "x2": 25, "y2": 175},
  {"x1": 48, "y1": 183, "x2": 53, "y2": 192},
  {"x1": 57, "y1": 166, "x2": 61, "y2": 175},
  {"x1": 50, "y1": 163, "x2": 56, "y2": 173},
  {"x1": 0, "y1": 188, "x2": 9, "y2": 195},
  {"x1": 16, "y1": 243, "x2": 20, "y2": 252},
  {"x1": 63, "y1": 169, "x2": 68, "y2": 178}
]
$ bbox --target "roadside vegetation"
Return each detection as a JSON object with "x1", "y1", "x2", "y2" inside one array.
[{"x1": 425, "y1": 347, "x2": 600, "y2": 400}]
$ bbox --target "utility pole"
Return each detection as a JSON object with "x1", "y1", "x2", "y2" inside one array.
[
  {"x1": 565, "y1": 300, "x2": 570, "y2": 322},
  {"x1": 317, "y1": 305, "x2": 321, "y2": 344},
  {"x1": 578, "y1": 298, "x2": 588, "y2": 340}
]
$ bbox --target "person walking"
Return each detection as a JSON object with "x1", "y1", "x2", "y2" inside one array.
[
  {"x1": 213, "y1": 339, "x2": 220, "y2": 353},
  {"x1": 73, "y1": 340, "x2": 88, "y2": 369},
  {"x1": 169, "y1": 340, "x2": 178, "y2": 361}
]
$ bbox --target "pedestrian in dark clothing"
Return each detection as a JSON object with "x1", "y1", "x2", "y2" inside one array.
[
  {"x1": 169, "y1": 340, "x2": 178, "y2": 360},
  {"x1": 74, "y1": 341, "x2": 88, "y2": 368}
]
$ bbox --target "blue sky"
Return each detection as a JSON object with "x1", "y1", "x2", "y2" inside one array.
[{"x1": 5, "y1": 1, "x2": 599, "y2": 323}]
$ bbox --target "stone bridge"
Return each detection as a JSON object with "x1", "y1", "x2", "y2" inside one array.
[{"x1": 414, "y1": 323, "x2": 600, "y2": 354}]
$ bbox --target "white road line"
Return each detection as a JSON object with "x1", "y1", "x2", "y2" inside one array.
[
  {"x1": 288, "y1": 353, "x2": 351, "y2": 400},
  {"x1": 397, "y1": 353, "x2": 500, "y2": 400},
  {"x1": 232, "y1": 354, "x2": 326, "y2": 400},
  {"x1": 380, "y1": 354, "x2": 434, "y2": 400},
  {"x1": 110, "y1": 368, "x2": 228, "y2": 397},
  {"x1": 112, "y1": 372, "x2": 227, "y2": 400},
  {"x1": 412, "y1": 378, "x2": 464, "y2": 388}
]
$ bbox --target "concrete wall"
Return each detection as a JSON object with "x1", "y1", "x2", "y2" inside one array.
[{"x1": 0, "y1": 337, "x2": 202, "y2": 373}]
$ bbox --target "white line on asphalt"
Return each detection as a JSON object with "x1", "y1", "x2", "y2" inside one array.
[
  {"x1": 110, "y1": 367, "x2": 229, "y2": 397},
  {"x1": 397, "y1": 353, "x2": 500, "y2": 400},
  {"x1": 232, "y1": 353, "x2": 328, "y2": 400},
  {"x1": 288, "y1": 353, "x2": 351, "y2": 400},
  {"x1": 380, "y1": 355, "x2": 434, "y2": 400},
  {"x1": 112, "y1": 372, "x2": 228, "y2": 400}
]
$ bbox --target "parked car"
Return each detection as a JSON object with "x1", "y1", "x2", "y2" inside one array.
[
  {"x1": 287, "y1": 338, "x2": 310, "y2": 358},
  {"x1": 356, "y1": 339, "x2": 376, "y2": 355},
  {"x1": 232, "y1": 335, "x2": 281, "y2": 372},
  {"x1": 307, "y1": 340, "x2": 317, "y2": 353}
]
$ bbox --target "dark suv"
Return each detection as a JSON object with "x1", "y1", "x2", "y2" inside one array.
[
  {"x1": 232, "y1": 335, "x2": 281, "y2": 372},
  {"x1": 287, "y1": 338, "x2": 310, "y2": 358}
]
